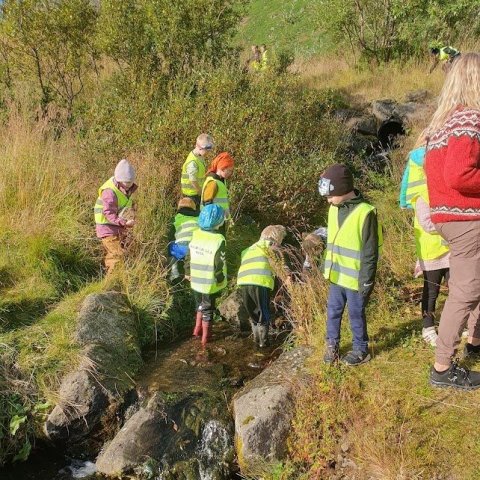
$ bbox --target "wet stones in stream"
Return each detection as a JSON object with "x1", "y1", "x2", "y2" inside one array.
[{"x1": 96, "y1": 391, "x2": 235, "y2": 479}]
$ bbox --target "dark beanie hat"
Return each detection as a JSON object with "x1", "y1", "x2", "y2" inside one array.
[{"x1": 318, "y1": 163, "x2": 354, "y2": 196}]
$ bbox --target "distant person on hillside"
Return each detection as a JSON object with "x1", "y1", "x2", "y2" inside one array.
[
  {"x1": 425, "y1": 53, "x2": 480, "y2": 390},
  {"x1": 201, "y1": 151, "x2": 235, "y2": 236},
  {"x1": 237, "y1": 225, "x2": 287, "y2": 348},
  {"x1": 259, "y1": 44, "x2": 268, "y2": 71},
  {"x1": 94, "y1": 159, "x2": 137, "y2": 274},
  {"x1": 400, "y1": 133, "x2": 450, "y2": 347},
  {"x1": 167, "y1": 197, "x2": 199, "y2": 284},
  {"x1": 249, "y1": 44, "x2": 261, "y2": 71},
  {"x1": 189, "y1": 204, "x2": 226, "y2": 348},
  {"x1": 319, "y1": 164, "x2": 382, "y2": 366},
  {"x1": 429, "y1": 45, "x2": 460, "y2": 74},
  {"x1": 181, "y1": 134, "x2": 214, "y2": 211}
]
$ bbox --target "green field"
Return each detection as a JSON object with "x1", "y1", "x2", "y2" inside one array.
[{"x1": 237, "y1": 0, "x2": 333, "y2": 57}]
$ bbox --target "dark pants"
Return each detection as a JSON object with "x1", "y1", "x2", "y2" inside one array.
[
  {"x1": 241, "y1": 285, "x2": 271, "y2": 326},
  {"x1": 422, "y1": 268, "x2": 449, "y2": 328},
  {"x1": 326, "y1": 283, "x2": 369, "y2": 353},
  {"x1": 194, "y1": 291, "x2": 218, "y2": 322}
]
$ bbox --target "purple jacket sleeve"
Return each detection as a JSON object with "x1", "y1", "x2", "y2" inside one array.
[{"x1": 102, "y1": 189, "x2": 126, "y2": 227}]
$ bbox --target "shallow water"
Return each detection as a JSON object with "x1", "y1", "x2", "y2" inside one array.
[{"x1": 1, "y1": 321, "x2": 285, "y2": 480}]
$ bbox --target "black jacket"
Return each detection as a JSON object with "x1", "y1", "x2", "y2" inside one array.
[{"x1": 334, "y1": 191, "x2": 380, "y2": 297}]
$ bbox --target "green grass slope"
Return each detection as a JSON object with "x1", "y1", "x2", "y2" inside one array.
[{"x1": 237, "y1": 0, "x2": 332, "y2": 57}]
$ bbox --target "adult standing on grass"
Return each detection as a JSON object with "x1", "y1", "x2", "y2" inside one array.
[
  {"x1": 94, "y1": 159, "x2": 137, "y2": 274},
  {"x1": 426, "y1": 53, "x2": 480, "y2": 390},
  {"x1": 180, "y1": 134, "x2": 214, "y2": 210}
]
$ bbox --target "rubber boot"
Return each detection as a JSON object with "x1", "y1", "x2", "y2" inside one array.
[
  {"x1": 251, "y1": 321, "x2": 260, "y2": 345},
  {"x1": 257, "y1": 324, "x2": 269, "y2": 348},
  {"x1": 192, "y1": 312, "x2": 203, "y2": 338},
  {"x1": 201, "y1": 321, "x2": 211, "y2": 348}
]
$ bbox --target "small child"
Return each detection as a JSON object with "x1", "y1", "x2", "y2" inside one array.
[
  {"x1": 201, "y1": 152, "x2": 234, "y2": 235},
  {"x1": 400, "y1": 138, "x2": 450, "y2": 347},
  {"x1": 180, "y1": 134, "x2": 215, "y2": 210},
  {"x1": 318, "y1": 163, "x2": 382, "y2": 366},
  {"x1": 168, "y1": 197, "x2": 199, "y2": 283},
  {"x1": 189, "y1": 204, "x2": 227, "y2": 348},
  {"x1": 237, "y1": 225, "x2": 287, "y2": 347},
  {"x1": 94, "y1": 159, "x2": 137, "y2": 274}
]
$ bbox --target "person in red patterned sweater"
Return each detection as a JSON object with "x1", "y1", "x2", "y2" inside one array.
[{"x1": 426, "y1": 53, "x2": 480, "y2": 390}]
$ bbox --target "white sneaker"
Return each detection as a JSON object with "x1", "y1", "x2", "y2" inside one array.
[{"x1": 422, "y1": 327, "x2": 437, "y2": 347}]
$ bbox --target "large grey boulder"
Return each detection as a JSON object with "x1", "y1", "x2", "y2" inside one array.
[
  {"x1": 372, "y1": 98, "x2": 431, "y2": 124},
  {"x1": 233, "y1": 346, "x2": 313, "y2": 476},
  {"x1": 345, "y1": 115, "x2": 378, "y2": 136},
  {"x1": 45, "y1": 292, "x2": 142, "y2": 442},
  {"x1": 96, "y1": 392, "x2": 235, "y2": 479},
  {"x1": 218, "y1": 290, "x2": 251, "y2": 332},
  {"x1": 96, "y1": 407, "x2": 165, "y2": 476}
]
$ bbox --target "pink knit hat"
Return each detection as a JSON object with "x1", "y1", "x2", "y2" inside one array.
[{"x1": 114, "y1": 159, "x2": 135, "y2": 183}]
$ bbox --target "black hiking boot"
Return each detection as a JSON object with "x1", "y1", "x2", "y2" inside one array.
[
  {"x1": 341, "y1": 350, "x2": 371, "y2": 366},
  {"x1": 464, "y1": 343, "x2": 480, "y2": 358},
  {"x1": 430, "y1": 361, "x2": 480, "y2": 390},
  {"x1": 323, "y1": 345, "x2": 339, "y2": 364}
]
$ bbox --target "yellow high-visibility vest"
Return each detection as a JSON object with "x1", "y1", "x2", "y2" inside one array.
[
  {"x1": 173, "y1": 214, "x2": 199, "y2": 244},
  {"x1": 324, "y1": 202, "x2": 382, "y2": 291},
  {"x1": 189, "y1": 229, "x2": 227, "y2": 294},
  {"x1": 405, "y1": 159, "x2": 426, "y2": 206},
  {"x1": 94, "y1": 178, "x2": 133, "y2": 225},
  {"x1": 411, "y1": 193, "x2": 449, "y2": 261},
  {"x1": 237, "y1": 240, "x2": 274, "y2": 290},
  {"x1": 201, "y1": 176, "x2": 230, "y2": 220},
  {"x1": 181, "y1": 152, "x2": 206, "y2": 196}
]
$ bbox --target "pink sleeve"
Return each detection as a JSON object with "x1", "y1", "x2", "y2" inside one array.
[
  {"x1": 415, "y1": 197, "x2": 437, "y2": 233},
  {"x1": 102, "y1": 189, "x2": 126, "y2": 226},
  {"x1": 444, "y1": 133, "x2": 480, "y2": 194}
]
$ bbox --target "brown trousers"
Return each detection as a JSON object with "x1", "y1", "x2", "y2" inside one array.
[
  {"x1": 435, "y1": 221, "x2": 480, "y2": 365},
  {"x1": 101, "y1": 236, "x2": 124, "y2": 274}
]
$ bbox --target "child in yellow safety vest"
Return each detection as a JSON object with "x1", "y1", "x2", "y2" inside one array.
[
  {"x1": 237, "y1": 225, "x2": 287, "y2": 348},
  {"x1": 201, "y1": 152, "x2": 235, "y2": 236},
  {"x1": 189, "y1": 204, "x2": 226, "y2": 348},
  {"x1": 94, "y1": 159, "x2": 137, "y2": 274},
  {"x1": 400, "y1": 138, "x2": 450, "y2": 347},
  {"x1": 168, "y1": 197, "x2": 199, "y2": 283},
  {"x1": 180, "y1": 134, "x2": 214, "y2": 210},
  {"x1": 318, "y1": 163, "x2": 382, "y2": 366}
]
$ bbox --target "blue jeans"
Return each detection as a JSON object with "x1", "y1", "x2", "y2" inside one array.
[{"x1": 326, "y1": 283, "x2": 369, "y2": 353}]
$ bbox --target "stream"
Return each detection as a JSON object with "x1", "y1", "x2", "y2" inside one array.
[{"x1": 1, "y1": 321, "x2": 286, "y2": 480}]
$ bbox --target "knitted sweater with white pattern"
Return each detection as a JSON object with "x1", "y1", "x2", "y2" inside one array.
[{"x1": 425, "y1": 107, "x2": 480, "y2": 223}]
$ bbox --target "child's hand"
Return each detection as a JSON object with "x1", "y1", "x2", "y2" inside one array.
[{"x1": 125, "y1": 219, "x2": 135, "y2": 228}]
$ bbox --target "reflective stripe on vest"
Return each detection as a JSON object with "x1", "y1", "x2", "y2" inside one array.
[
  {"x1": 411, "y1": 194, "x2": 449, "y2": 261},
  {"x1": 237, "y1": 240, "x2": 274, "y2": 289},
  {"x1": 201, "y1": 176, "x2": 230, "y2": 219},
  {"x1": 174, "y1": 213, "x2": 199, "y2": 244},
  {"x1": 323, "y1": 202, "x2": 380, "y2": 291},
  {"x1": 189, "y1": 229, "x2": 226, "y2": 294},
  {"x1": 181, "y1": 152, "x2": 206, "y2": 196},
  {"x1": 94, "y1": 178, "x2": 133, "y2": 225},
  {"x1": 405, "y1": 159, "x2": 426, "y2": 204}
]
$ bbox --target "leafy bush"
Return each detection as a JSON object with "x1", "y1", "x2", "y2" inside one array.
[{"x1": 315, "y1": 0, "x2": 480, "y2": 63}]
